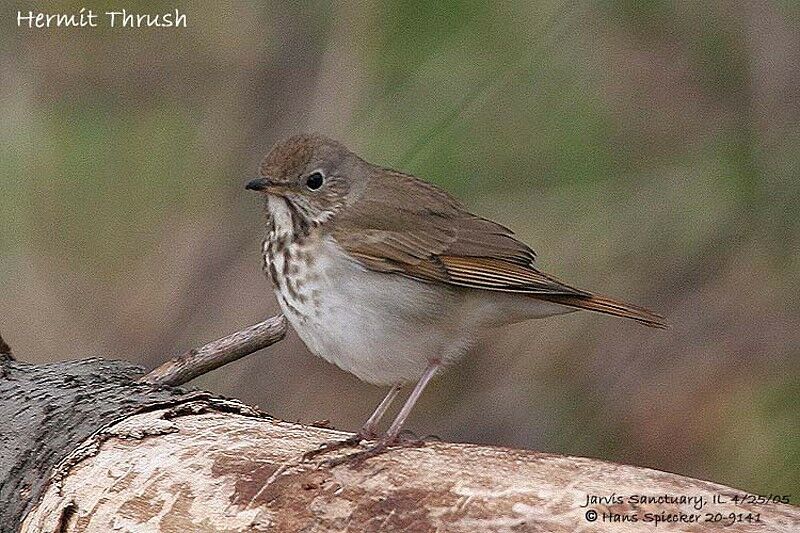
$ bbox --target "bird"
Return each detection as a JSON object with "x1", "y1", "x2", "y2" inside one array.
[{"x1": 246, "y1": 133, "x2": 666, "y2": 464}]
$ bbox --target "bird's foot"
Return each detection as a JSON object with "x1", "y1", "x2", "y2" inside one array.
[
  {"x1": 302, "y1": 433, "x2": 367, "y2": 461},
  {"x1": 321, "y1": 439, "x2": 390, "y2": 468},
  {"x1": 321, "y1": 431, "x2": 434, "y2": 468}
]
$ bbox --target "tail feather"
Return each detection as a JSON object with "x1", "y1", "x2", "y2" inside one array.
[{"x1": 540, "y1": 293, "x2": 668, "y2": 329}]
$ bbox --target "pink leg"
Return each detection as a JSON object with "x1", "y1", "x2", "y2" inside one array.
[
  {"x1": 360, "y1": 384, "x2": 402, "y2": 438},
  {"x1": 326, "y1": 361, "x2": 441, "y2": 466},
  {"x1": 381, "y1": 362, "x2": 439, "y2": 444},
  {"x1": 303, "y1": 384, "x2": 402, "y2": 460}
]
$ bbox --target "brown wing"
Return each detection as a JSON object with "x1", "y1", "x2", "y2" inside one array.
[
  {"x1": 332, "y1": 169, "x2": 667, "y2": 328},
  {"x1": 332, "y1": 170, "x2": 585, "y2": 296},
  {"x1": 331, "y1": 170, "x2": 668, "y2": 327}
]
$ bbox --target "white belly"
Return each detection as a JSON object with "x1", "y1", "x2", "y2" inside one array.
[{"x1": 270, "y1": 235, "x2": 466, "y2": 385}]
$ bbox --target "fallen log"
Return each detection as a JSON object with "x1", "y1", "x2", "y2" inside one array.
[{"x1": 1, "y1": 330, "x2": 798, "y2": 532}]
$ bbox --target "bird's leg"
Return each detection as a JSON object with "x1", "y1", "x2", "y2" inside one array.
[
  {"x1": 380, "y1": 361, "x2": 439, "y2": 445},
  {"x1": 303, "y1": 384, "x2": 402, "y2": 460},
  {"x1": 360, "y1": 383, "x2": 403, "y2": 439},
  {"x1": 325, "y1": 360, "x2": 441, "y2": 466}
]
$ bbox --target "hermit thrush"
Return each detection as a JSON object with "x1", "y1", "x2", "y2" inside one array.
[{"x1": 247, "y1": 133, "x2": 666, "y2": 463}]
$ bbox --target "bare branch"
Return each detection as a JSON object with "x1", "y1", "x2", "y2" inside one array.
[{"x1": 139, "y1": 314, "x2": 287, "y2": 386}]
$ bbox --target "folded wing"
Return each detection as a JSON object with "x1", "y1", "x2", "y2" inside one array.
[
  {"x1": 331, "y1": 169, "x2": 667, "y2": 328},
  {"x1": 332, "y1": 170, "x2": 581, "y2": 296}
]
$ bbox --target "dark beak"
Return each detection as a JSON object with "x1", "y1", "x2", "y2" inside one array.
[{"x1": 245, "y1": 177, "x2": 269, "y2": 191}]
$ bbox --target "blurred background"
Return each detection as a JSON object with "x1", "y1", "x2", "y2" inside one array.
[{"x1": 1, "y1": 1, "x2": 798, "y2": 496}]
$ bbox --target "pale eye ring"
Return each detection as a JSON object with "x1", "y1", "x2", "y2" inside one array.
[{"x1": 305, "y1": 171, "x2": 324, "y2": 190}]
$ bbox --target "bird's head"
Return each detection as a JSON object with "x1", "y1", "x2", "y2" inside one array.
[{"x1": 246, "y1": 134, "x2": 366, "y2": 225}]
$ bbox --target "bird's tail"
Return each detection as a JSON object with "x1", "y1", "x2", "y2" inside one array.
[{"x1": 539, "y1": 293, "x2": 668, "y2": 329}]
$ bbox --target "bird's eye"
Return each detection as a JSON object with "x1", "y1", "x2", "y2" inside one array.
[{"x1": 305, "y1": 172, "x2": 324, "y2": 190}]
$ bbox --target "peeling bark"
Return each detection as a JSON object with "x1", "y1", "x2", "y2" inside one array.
[
  {"x1": 3, "y1": 358, "x2": 799, "y2": 532},
  {"x1": 0, "y1": 357, "x2": 203, "y2": 530}
]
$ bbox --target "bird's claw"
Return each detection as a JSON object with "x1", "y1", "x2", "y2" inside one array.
[
  {"x1": 321, "y1": 441, "x2": 389, "y2": 468},
  {"x1": 302, "y1": 434, "x2": 364, "y2": 461},
  {"x1": 320, "y1": 431, "x2": 433, "y2": 468}
]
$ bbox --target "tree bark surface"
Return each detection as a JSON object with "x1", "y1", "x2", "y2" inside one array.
[
  {"x1": 3, "y1": 358, "x2": 799, "y2": 532},
  {"x1": 0, "y1": 357, "x2": 205, "y2": 530}
]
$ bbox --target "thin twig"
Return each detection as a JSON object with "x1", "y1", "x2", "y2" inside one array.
[{"x1": 140, "y1": 314, "x2": 287, "y2": 387}]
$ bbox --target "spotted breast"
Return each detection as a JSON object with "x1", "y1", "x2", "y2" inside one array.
[{"x1": 262, "y1": 196, "x2": 323, "y2": 326}]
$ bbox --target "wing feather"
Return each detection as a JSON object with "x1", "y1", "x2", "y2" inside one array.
[{"x1": 331, "y1": 170, "x2": 584, "y2": 296}]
